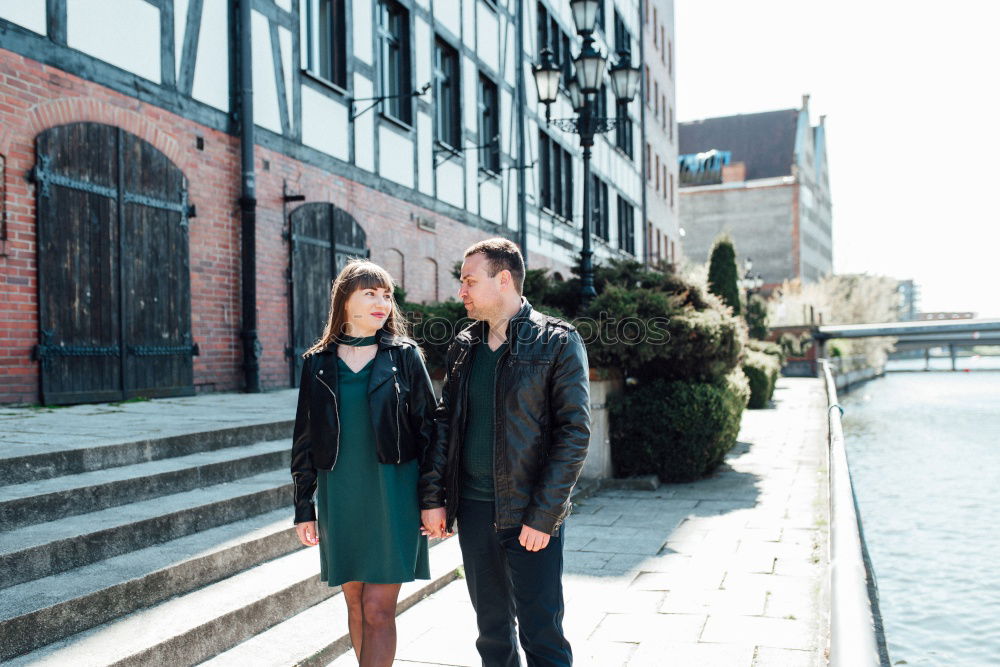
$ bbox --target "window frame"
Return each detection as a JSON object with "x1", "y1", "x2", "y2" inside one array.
[
  {"x1": 433, "y1": 37, "x2": 461, "y2": 149},
  {"x1": 377, "y1": 0, "x2": 412, "y2": 125},
  {"x1": 591, "y1": 174, "x2": 609, "y2": 241},
  {"x1": 617, "y1": 195, "x2": 635, "y2": 255},
  {"x1": 478, "y1": 73, "x2": 501, "y2": 175},
  {"x1": 302, "y1": 0, "x2": 348, "y2": 90}
]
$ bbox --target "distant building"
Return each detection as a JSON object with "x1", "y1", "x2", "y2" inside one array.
[
  {"x1": 677, "y1": 95, "x2": 832, "y2": 286},
  {"x1": 641, "y1": 0, "x2": 680, "y2": 268},
  {"x1": 897, "y1": 280, "x2": 920, "y2": 321}
]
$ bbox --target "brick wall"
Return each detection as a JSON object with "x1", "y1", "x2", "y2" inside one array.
[{"x1": 0, "y1": 48, "x2": 521, "y2": 404}]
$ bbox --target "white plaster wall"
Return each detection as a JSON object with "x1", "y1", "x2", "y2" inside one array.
[
  {"x1": 465, "y1": 140, "x2": 478, "y2": 215},
  {"x1": 415, "y1": 17, "x2": 431, "y2": 92},
  {"x1": 191, "y1": 0, "x2": 230, "y2": 112},
  {"x1": 480, "y1": 180, "x2": 501, "y2": 224},
  {"x1": 301, "y1": 86, "x2": 349, "y2": 160},
  {"x1": 435, "y1": 0, "x2": 461, "y2": 39},
  {"x1": 275, "y1": 0, "x2": 292, "y2": 11},
  {"x1": 0, "y1": 1, "x2": 46, "y2": 34},
  {"x1": 379, "y1": 126, "x2": 414, "y2": 188},
  {"x1": 279, "y1": 26, "x2": 294, "y2": 133},
  {"x1": 353, "y1": 74, "x2": 375, "y2": 171},
  {"x1": 462, "y1": 55, "x2": 476, "y2": 131},
  {"x1": 353, "y1": 0, "x2": 372, "y2": 64},
  {"x1": 67, "y1": 0, "x2": 160, "y2": 83},
  {"x1": 461, "y1": 0, "x2": 474, "y2": 48},
  {"x1": 436, "y1": 160, "x2": 463, "y2": 208},
  {"x1": 477, "y1": 3, "x2": 499, "y2": 73},
  {"x1": 173, "y1": 0, "x2": 189, "y2": 80},
  {"x1": 251, "y1": 10, "x2": 282, "y2": 133},
  {"x1": 417, "y1": 111, "x2": 434, "y2": 195}
]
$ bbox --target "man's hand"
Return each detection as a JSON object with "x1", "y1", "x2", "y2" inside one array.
[
  {"x1": 518, "y1": 524, "x2": 551, "y2": 552},
  {"x1": 421, "y1": 507, "x2": 452, "y2": 538},
  {"x1": 295, "y1": 521, "x2": 319, "y2": 547}
]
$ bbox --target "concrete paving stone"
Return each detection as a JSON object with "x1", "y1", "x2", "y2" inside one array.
[
  {"x1": 583, "y1": 534, "x2": 667, "y2": 556},
  {"x1": 564, "y1": 534, "x2": 596, "y2": 551},
  {"x1": 569, "y1": 523, "x2": 640, "y2": 541},
  {"x1": 736, "y1": 540, "x2": 815, "y2": 563},
  {"x1": 772, "y1": 557, "x2": 822, "y2": 578},
  {"x1": 613, "y1": 510, "x2": 691, "y2": 531},
  {"x1": 628, "y1": 569, "x2": 725, "y2": 592},
  {"x1": 566, "y1": 511, "x2": 624, "y2": 527},
  {"x1": 565, "y1": 550, "x2": 614, "y2": 570},
  {"x1": 658, "y1": 584, "x2": 767, "y2": 617},
  {"x1": 752, "y1": 646, "x2": 821, "y2": 667},
  {"x1": 603, "y1": 552, "x2": 692, "y2": 575},
  {"x1": 573, "y1": 589, "x2": 666, "y2": 616},
  {"x1": 700, "y1": 615, "x2": 816, "y2": 651},
  {"x1": 573, "y1": 640, "x2": 637, "y2": 666},
  {"x1": 589, "y1": 612, "x2": 706, "y2": 644},
  {"x1": 628, "y1": 640, "x2": 756, "y2": 667}
]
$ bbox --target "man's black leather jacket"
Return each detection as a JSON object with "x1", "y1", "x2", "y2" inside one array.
[
  {"x1": 419, "y1": 299, "x2": 591, "y2": 535},
  {"x1": 290, "y1": 331, "x2": 436, "y2": 524}
]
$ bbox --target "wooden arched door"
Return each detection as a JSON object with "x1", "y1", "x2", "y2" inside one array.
[
  {"x1": 287, "y1": 203, "x2": 368, "y2": 385},
  {"x1": 32, "y1": 123, "x2": 195, "y2": 405}
]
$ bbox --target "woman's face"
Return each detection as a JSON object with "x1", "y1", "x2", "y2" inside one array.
[{"x1": 343, "y1": 285, "x2": 393, "y2": 336}]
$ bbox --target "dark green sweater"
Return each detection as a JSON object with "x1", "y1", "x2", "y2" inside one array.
[{"x1": 461, "y1": 340, "x2": 507, "y2": 501}]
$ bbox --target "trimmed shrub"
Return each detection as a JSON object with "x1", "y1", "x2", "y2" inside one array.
[
  {"x1": 746, "y1": 294, "x2": 769, "y2": 340},
  {"x1": 747, "y1": 338, "x2": 786, "y2": 366},
  {"x1": 609, "y1": 369, "x2": 750, "y2": 482},
  {"x1": 743, "y1": 349, "x2": 780, "y2": 409},
  {"x1": 707, "y1": 234, "x2": 741, "y2": 316}
]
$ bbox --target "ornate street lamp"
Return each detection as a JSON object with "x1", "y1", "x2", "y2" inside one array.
[
  {"x1": 532, "y1": 20, "x2": 641, "y2": 303},
  {"x1": 738, "y1": 258, "x2": 765, "y2": 306}
]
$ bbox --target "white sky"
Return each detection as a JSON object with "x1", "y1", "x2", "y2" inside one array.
[{"x1": 675, "y1": 0, "x2": 1000, "y2": 317}]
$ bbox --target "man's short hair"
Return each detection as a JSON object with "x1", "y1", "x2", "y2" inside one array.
[{"x1": 464, "y1": 238, "x2": 526, "y2": 294}]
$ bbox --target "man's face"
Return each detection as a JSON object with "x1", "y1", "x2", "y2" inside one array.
[{"x1": 458, "y1": 253, "x2": 504, "y2": 321}]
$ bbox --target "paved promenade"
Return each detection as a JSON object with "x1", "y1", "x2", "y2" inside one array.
[{"x1": 332, "y1": 377, "x2": 830, "y2": 667}]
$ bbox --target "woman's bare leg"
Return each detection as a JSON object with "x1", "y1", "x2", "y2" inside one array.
[
  {"x1": 340, "y1": 581, "x2": 365, "y2": 659},
  {"x1": 359, "y1": 583, "x2": 402, "y2": 667}
]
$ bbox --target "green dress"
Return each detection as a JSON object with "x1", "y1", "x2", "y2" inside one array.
[{"x1": 315, "y1": 352, "x2": 430, "y2": 586}]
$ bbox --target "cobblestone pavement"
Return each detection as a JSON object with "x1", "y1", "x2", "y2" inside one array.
[{"x1": 330, "y1": 377, "x2": 830, "y2": 667}]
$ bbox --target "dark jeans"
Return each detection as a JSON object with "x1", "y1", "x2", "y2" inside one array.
[{"x1": 456, "y1": 497, "x2": 572, "y2": 667}]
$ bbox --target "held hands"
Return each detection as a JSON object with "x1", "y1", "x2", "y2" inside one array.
[
  {"x1": 295, "y1": 521, "x2": 320, "y2": 547},
  {"x1": 420, "y1": 507, "x2": 453, "y2": 538},
  {"x1": 519, "y1": 524, "x2": 551, "y2": 551}
]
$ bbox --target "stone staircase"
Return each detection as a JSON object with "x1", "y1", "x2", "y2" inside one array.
[{"x1": 0, "y1": 418, "x2": 461, "y2": 665}]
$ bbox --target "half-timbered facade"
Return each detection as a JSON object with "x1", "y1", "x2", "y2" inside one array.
[{"x1": 0, "y1": 0, "x2": 646, "y2": 404}]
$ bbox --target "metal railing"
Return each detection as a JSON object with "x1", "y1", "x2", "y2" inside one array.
[{"x1": 820, "y1": 359, "x2": 890, "y2": 667}]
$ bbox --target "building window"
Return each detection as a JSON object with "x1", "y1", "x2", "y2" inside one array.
[
  {"x1": 661, "y1": 26, "x2": 665, "y2": 63},
  {"x1": 614, "y1": 10, "x2": 630, "y2": 54},
  {"x1": 655, "y1": 154, "x2": 660, "y2": 191},
  {"x1": 644, "y1": 65, "x2": 650, "y2": 104},
  {"x1": 302, "y1": 0, "x2": 348, "y2": 88},
  {"x1": 617, "y1": 196, "x2": 635, "y2": 255},
  {"x1": 539, "y1": 131, "x2": 573, "y2": 220},
  {"x1": 646, "y1": 142, "x2": 651, "y2": 180},
  {"x1": 537, "y1": 4, "x2": 572, "y2": 84},
  {"x1": 433, "y1": 39, "x2": 460, "y2": 147},
  {"x1": 591, "y1": 174, "x2": 609, "y2": 241},
  {"x1": 669, "y1": 105, "x2": 674, "y2": 141},
  {"x1": 377, "y1": 0, "x2": 411, "y2": 124},
  {"x1": 653, "y1": 8, "x2": 658, "y2": 47},
  {"x1": 663, "y1": 164, "x2": 667, "y2": 199},
  {"x1": 668, "y1": 39, "x2": 673, "y2": 75},
  {"x1": 670, "y1": 172, "x2": 674, "y2": 207},
  {"x1": 478, "y1": 74, "x2": 500, "y2": 173},
  {"x1": 615, "y1": 100, "x2": 632, "y2": 157},
  {"x1": 654, "y1": 81, "x2": 659, "y2": 117}
]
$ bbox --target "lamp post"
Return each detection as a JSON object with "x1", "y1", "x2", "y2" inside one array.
[
  {"x1": 738, "y1": 258, "x2": 764, "y2": 307},
  {"x1": 532, "y1": 0, "x2": 640, "y2": 304}
]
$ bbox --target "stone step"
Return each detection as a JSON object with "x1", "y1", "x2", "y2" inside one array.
[
  {"x1": 6, "y1": 538, "x2": 461, "y2": 667},
  {"x1": 198, "y1": 537, "x2": 463, "y2": 667},
  {"x1": 0, "y1": 419, "x2": 294, "y2": 486},
  {"x1": 0, "y1": 469, "x2": 290, "y2": 590},
  {"x1": 0, "y1": 439, "x2": 289, "y2": 531},
  {"x1": 0, "y1": 509, "x2": 300, "y2": 660}
]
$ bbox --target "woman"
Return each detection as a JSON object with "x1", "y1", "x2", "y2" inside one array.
[{"x1": 290, "y1": 259, "x2": 436, "y2": 666}]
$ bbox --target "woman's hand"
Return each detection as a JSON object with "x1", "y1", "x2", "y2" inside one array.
[
  {"x1": 420, "y1": 508, "x2": 452, "y2": 538},
  {"x1": 295, "y1": 521, "x2": 320, "y2": 546}
]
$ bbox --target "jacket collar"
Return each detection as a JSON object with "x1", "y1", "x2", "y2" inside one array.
[{"x1": 456, "y1": 297, "x2": 534, "y2": 356}]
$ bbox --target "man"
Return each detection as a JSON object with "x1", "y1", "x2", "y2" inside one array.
[{"x1": 420, "y1": 238, "x2": 590, "y2": 666}]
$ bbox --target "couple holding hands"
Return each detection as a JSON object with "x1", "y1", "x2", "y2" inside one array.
[{"x1": 290, "y1": 238, "x2": 591, "y2": 667}]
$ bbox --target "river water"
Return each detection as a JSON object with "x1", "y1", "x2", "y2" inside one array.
[{"x1": 840, "y1": 360, "x2": 1000, "y2": 665}]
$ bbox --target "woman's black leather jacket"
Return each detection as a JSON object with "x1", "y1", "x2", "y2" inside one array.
[{"x1": 290, "y1": 331, "x2": 436, "y2": 523}]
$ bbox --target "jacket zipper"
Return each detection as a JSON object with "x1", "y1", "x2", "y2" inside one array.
[
  {"x1": 314, "y1": 373, "x2": 341, "y2": 469},
  {"x1": 390, "y1": 350, "x2": 402, "y2": 464},
  {"x1": 491, "y1": 338, "x2": 512, "y2": 531}
]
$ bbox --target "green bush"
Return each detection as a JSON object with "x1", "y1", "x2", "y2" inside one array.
[
  {"x1": 400, "y1": 299, "x2": 470, "y2": 373},
  {"x1": 609, "y1": 370, "x2": 750, "y2": 482},
  {"x1": 743, "y1": 349, "x2": 780, "y2": 409},
  {"x1": 747, "y1": 339, "x2": 786, "y2": 366},
  {"x1": 707, "y1": 234, "x2": 741, "y2": 316},
  {"x1": 746, "y1": 294, "x2": 769, "y2": 340}
]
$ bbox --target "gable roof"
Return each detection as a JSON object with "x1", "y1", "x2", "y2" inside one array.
[{"x1": 678, "y1": 108, "x2": 799, "y2": 181}]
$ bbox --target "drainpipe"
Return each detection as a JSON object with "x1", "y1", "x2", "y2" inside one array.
[
  {"x1": 638, "y1": 3, "x2": 649, "y2": 267},
  {"x1": 515, "y1": 0, "x2": 528, "y2": 267},
  {"x1": 238, "y1": 0, "x2": 261, "y2": 392}
]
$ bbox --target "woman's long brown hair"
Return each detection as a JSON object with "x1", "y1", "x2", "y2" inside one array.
[{"x1": 303, "y1": 259, "x2": 407, "y2": 357}]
